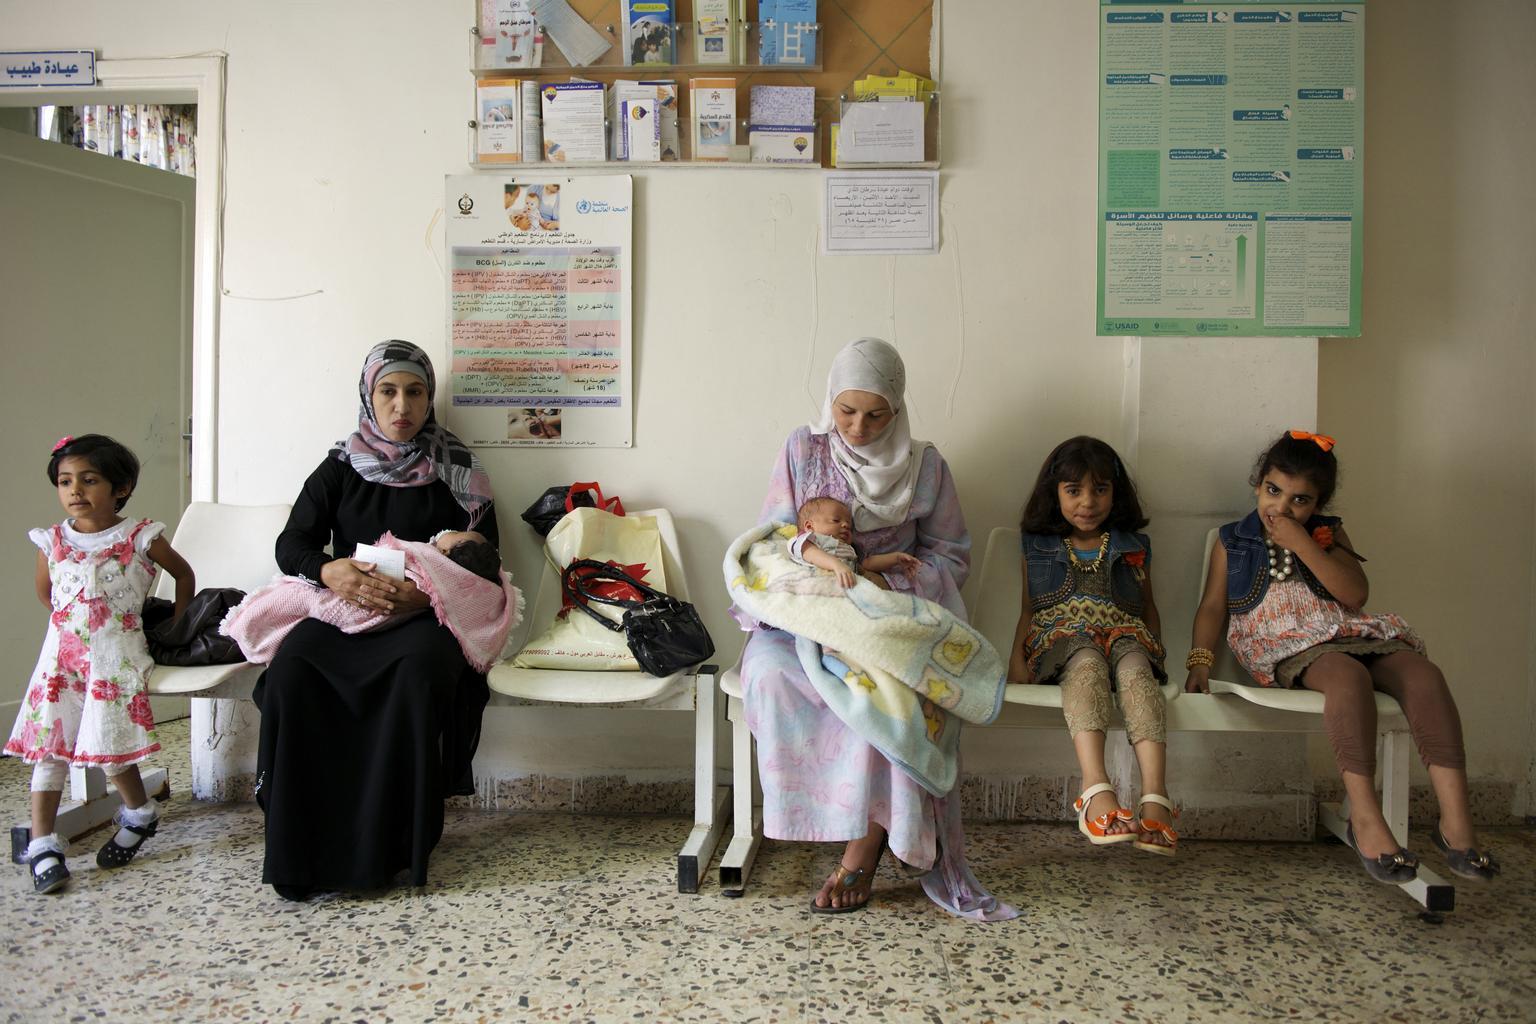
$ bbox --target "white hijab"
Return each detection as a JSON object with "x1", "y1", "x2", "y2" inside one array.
[{"x1": 810, "y1": 338, "x2": 931, "y2": 531}]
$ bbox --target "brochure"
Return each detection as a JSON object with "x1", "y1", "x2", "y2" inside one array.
[
  {"x1": 749, "y1": 124, "x2": 815, "y2": 163},
  {"x1": 541, "y1": 81, "x2": 607, "y2": 162},
  {"x1": 476, "y1": 78, "x2": 525, "y2": 163},
  {"x1": 689, "y1": 77, "x2": 736, "y2": 161},
  {"x1": 622, "y1": 0, "x2": 675, "y2": 65},
  {"x1": 695, "y1": 0, "x2": 734, "y2": 64}
]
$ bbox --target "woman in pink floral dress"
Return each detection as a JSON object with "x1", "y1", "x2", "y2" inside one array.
[
  {"x1": 737, "y1": 338, "x2": 1013, "y2": 919},
  {"x1": 6, "y1": 435, "x2": 194, "y2": 894}
]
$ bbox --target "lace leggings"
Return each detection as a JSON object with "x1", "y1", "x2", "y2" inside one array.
[{"x1": 1060, "y1": 648, "x2": 1166, "y2": 745}]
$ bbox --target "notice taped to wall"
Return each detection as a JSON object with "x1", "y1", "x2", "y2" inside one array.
[{"x1": 445, "y1": 174, "x2": 632, "y2": 447}]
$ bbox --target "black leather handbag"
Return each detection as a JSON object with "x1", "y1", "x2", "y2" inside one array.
[
  {"x1": 141, "y1": 588, "x2": 247, "y2": 666},
  {"x1": 560, "y1": 559, "x2": 714, "y2": 676}
]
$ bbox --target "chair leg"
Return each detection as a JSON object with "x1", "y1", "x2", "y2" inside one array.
[
  {"x1": 678, "y1": 666, "x2": 728, "y2": 893},
  {"x1": 719, "y1": 693, "x2": 761, "y2": 896}
]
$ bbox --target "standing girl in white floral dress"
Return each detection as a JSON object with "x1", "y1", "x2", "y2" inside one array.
[{"x1": 5, "y1": 435, "x2": 194, "y2": 894}]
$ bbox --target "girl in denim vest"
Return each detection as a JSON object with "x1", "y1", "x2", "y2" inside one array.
[
  {"x1": 1008, "y1": 437, "x2": 1176, "y2": 855},
  {"x1": 1187, "y1": 431, "x2": 1497, "y2": 883}
]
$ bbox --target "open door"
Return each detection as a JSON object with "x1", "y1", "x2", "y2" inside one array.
[{"x1": 0, "y1": 128, "x2": 193, "y2": 709}]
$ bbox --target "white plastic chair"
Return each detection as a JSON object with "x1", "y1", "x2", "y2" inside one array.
[
  {"x1": 10, "y1": 501, "x2": 290, "y2": 863},
  {"x1": 486, "y1": 508, "x2": 727, "y2": 893},
  {"x1": 1192, "y1": 528, "x2": 1453, "y2": 912}
]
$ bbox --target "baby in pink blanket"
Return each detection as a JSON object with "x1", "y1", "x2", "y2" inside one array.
[{"x1": 222, "y1": 531, "x2": 522, "y2": 672}]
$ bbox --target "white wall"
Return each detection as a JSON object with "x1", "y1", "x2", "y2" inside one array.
[{"x1": 3, "y1": 1, "x2": 1530, "y2": 805}]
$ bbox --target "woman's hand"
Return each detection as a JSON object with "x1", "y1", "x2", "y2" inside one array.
[
  {"x1": 320, "y1": 557, "x2": 399, "y2": 612},
  {"x1": 375, "y1": 577, "x2": 430, "y2": 616},
  {"x1": 1185, "y1": 665, "x2": 1211, "y2": 694}
]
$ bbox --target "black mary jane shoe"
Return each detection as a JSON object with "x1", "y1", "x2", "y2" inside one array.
[
  {"x1": 1345, "y1": 821, "x2": 1418, "y2": 884},
  {"x1": 29, "y1": 850, "x2": 70, "y2": 895},
  {"x1": 96, "y1": 817, "x2": 158, "y2": 869},
  {"x1": 1432, "y1": 830, "x2": 1501, "y2": 881}
]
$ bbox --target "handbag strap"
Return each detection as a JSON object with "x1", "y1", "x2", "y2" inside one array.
[
  {"x1": 566, "y1": 482, "x2": 624, "y2": 517},
  {"x1": 561, "y1": 559, "x2": 667, "y2": 632}
]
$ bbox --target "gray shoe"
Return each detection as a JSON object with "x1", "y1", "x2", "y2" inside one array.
[
  {"x1": 1345, "y1": 821, "x2": 1418, "y2": 884},
  {"x1": 1432, "y1": 830, "x2": 1499, "y2": 881}
]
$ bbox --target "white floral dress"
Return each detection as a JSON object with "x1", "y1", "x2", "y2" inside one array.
[{"x1": 4, "y1": 518, "x2": 165, "y2": 768}]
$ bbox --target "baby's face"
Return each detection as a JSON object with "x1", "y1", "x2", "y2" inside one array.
[
  {"x1": 803, "y1": 504, "x2": 853, "y2": 543},
  {"x1": 435, "y1": 530, "x2": 485, "y2": 555}
]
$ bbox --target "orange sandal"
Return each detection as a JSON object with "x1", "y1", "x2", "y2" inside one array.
[
  {"x1": 1133, "y1": 794, "x2": 1179, "y2": 857},
  {"x1": 1074, "y1": 782, "x2": 1136, "y2": 845}
]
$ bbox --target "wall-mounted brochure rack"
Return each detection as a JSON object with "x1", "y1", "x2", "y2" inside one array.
[{"x1": 472, "y1": 19, "x2": 822, "y2": 75}]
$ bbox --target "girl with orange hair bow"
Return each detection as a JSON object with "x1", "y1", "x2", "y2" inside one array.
[{"x1": 1187, "y1": 431, "x2": 1498, "y2": 885}]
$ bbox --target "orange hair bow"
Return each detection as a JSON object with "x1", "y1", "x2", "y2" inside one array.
[{"x1": 1288, "y1": 430, "x2": 1336, "y2": 452}]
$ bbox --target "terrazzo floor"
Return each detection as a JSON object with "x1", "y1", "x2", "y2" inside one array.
[{"x1": 2, "y1": 720, "x2": 1533, "y2": 1024}]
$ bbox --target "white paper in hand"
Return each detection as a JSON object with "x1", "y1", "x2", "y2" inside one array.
[{"x1": 352, "y1": 543, "x2": 406, "y2": 581}]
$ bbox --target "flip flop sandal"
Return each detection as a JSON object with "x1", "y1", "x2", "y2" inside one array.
[
  {"x1": 1345, "y1": 820, "x2": 1418, "y2": 884},
  {"x1": 96, "y1": 817, "x2": 158, "y2": 869},
  {"x1": 1133, "y1": 794, "x2": 1180, "y2": 857},
  {"x1": 29, "y1": 849, "x2": 70, "y2": 895},
  {"x1": 1432, "y1": 830, "x2": 1500, "y2": 881},
  {"x1": 810, "y1": 862, "x2": 875, "y2": 914},
  {"x1": 1074, "y1": 781, "x2": 1137, "y2": 845}
]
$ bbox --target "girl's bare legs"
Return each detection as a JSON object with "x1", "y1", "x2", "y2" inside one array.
[
  {"x1": 110, "y1": 764, "x2": 148, "y2": 810},
  {"x1": 1132, "y1": 739, "x2": 1173, "y2": 845},
  {"x1": 813, "y1": 822, "x2": 888, "y2": 909},
  {"x1": 30, "y1": 789, "x2": 63, "y2": 841}
]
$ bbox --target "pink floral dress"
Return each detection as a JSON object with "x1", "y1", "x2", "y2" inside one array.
[{"x1": 5, "y1": 518, "x2": 165, "y2": 768}]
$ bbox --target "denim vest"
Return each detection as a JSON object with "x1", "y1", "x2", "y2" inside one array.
[
  {"x1": 1022, "y1": 529, "x2": 1149, "y2": 617},
  {"x1": 1219, "y1": 510, "x2": 1342, "y2": 613}
]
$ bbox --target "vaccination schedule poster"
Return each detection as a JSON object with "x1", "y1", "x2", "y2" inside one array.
[
  {"x1": 1096, "y1": 2, "x2": 1364, "y2": 337},
  {"x1": 445, "y1": 174, "x2": 633, "y2": 447}
]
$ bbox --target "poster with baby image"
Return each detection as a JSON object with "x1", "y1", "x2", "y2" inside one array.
[{"x1": 444, "y1": 174, "x2": 633, "y2": 448}]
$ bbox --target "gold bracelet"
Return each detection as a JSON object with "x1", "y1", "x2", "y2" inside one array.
[{"x1": 1185, "y1": 648, "x2": 1215, "y2": 670}]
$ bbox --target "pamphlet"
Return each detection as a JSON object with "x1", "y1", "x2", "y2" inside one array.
[
  {"x1": 695, "y1": 0, "x2": 734, "y2": 64},
  {"x1": 622, "y1": 0, "x2": 675, "y2": 65},
  {"x1": 541, "y1": 80, "x2": 607, "y2": 162},
  {"x1": 690, "y1": 77, "x2": 736, "y2": 161},
  {"x1": 476, "y1": 78, "x2": 525, "y2": 163}
]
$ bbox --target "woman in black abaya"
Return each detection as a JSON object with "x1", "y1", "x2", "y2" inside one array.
[{"x1": 254, "y1": 340, "x2": 499, "y2": 900}]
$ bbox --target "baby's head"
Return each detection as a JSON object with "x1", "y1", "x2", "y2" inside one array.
[
  {"x1": 1250, "y1": 431, "x2": 1339, "y2": 515},
  {"x1": 798, "y1": 496, "x2": 853, "y2": 543},
  {"x1": 47, "y1": 434, "x2": 139, "y2": 513},
  {"x1": 435, "y1": 530, "x2": 501, "y2": 584}
]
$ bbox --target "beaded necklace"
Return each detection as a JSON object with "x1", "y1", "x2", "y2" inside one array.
[
  {"x1": 1066, "y1": 532, "x2": 1112, "y2": 573},
  {"x1": 1264, "y1": 537, "x2": 1295, "y2": 581}
]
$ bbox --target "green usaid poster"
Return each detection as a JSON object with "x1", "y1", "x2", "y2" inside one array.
[{"x1": 1097, "y1": 2, "x2": 1364, "y2": 336}]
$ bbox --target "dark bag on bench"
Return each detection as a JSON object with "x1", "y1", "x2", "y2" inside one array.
[{"x1": 560, "y1": 559, "x2": 714, "y2": 677}]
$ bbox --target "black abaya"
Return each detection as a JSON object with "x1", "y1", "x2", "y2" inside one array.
[{"x1": 253, "y1": 457, "x2": 498, "y2": 892}]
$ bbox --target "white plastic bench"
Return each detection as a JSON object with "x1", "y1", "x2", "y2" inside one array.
[
  {"x1": 973, "y1": 526, "x2": 1450, "y2": 912},
  {"x1": 486, "y1": 508, "x2": 727, "y2": 894},
  {"x1": 10, "y1": 501, "x2": 290, "y2": 863}
]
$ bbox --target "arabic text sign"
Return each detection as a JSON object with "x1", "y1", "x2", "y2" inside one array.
[{"x1": 2, "y1": 50, "x2": 96, "y2": 88}]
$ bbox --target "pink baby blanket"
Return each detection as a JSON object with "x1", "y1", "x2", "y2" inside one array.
[{"x1": 222, "y1": 533, "x2": 522, "y2": 672}]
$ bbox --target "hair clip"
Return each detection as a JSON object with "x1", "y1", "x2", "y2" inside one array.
[
  {"x1": 1288, "y1": 430, "x2": 1336, "y2": 452},
  {"x1": 51, "y1": 435, "x2": 74, "y2": 454}
]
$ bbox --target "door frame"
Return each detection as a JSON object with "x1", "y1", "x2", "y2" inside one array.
[{"x1": 0, "y1": 56, "x2": 224, "y2": 501}]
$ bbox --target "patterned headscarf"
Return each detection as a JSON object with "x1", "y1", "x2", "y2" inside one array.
[{"x1": 332, "y1": 340, "x2": 494, "y2": 527}]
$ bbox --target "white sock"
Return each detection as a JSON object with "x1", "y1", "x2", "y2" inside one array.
[
  {"x1": 111, "y1": 800, "x2": 160, "y2": 849},
  {"x1": 26, "y1": 834, "x2": 65, "y2": 876}
]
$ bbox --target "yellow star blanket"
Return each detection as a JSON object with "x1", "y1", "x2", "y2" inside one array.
[{"x1": 725, "y1": 522, "x2": 1006, "y2": 794}]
